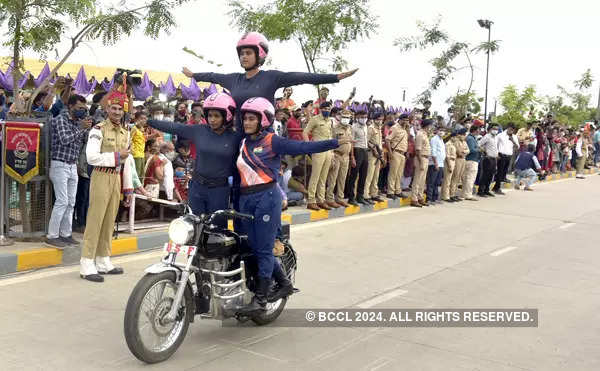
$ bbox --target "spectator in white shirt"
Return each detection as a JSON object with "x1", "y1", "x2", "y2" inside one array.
[
  {"x1": 477, "y1": 124, "x2": 500, "y2": 196},
  {"x1": 159, "y1": 142, "x2": 177, "y2": 201},
  {"x1": 493, "y1": 123, "x2": 518, "y2": 193}
]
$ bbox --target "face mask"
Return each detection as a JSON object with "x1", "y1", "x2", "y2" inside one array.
[
  {"x1": 153, "y1": 114, "x2": 164, "y2": 121},
  {"x1": 178, "y1": 109, "x2": 187, "y2": 115},
  {"x1": 73, "y1": 108, "x2": 88, "y2": 119},
  {"x1": 358, "y1": 118, "x2": 367, "y2": 125},
  {"x1": 175, "y1": 170, "x2": 185, "y2": 177},
  {"x1": 165, "y1": 116, "x2": 174, "y2": 121},
  {"x1": 341, "y1": 118, "x2": 351, "y2": 125},
  {"x1": 293, "y1": 113, "x2": 301, "y2": 119},
  {"x1": 321, "y1": 111, "x2": 331, "y2": 118},
  {"x1": 491, "y1": 130, "x2": 498, "y2": 135},
  {"x1": 375, "y1": 120, "x2": 383, "y2": 126},
  {"x1": 387, "y1": 121, "x2": 395, "y2": 126}
]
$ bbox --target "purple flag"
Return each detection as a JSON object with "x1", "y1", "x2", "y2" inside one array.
[
  {"x1": 180, "y1": 78, "x2": 201, "y2": 101},
  {"x1": 132, "y1": 72, "x2": 155, "y2": 101},
  {"x1": 202, "y1": 83, "x2": 218, "y2": 99},
  {"x1": 0, "y1": 61, "x2": 31, "y2": 91},
  {"x1": 72, "y1": 66, "x2": 97, "y2": 96},
  {"x1": 34, "y1": 63, "x2": 51, "y2": 88},
  {"x1": 101, "y1": 77, "x2": 114, "y2": 92},
  {"x1": 160, "y1": 75, "x2": 176, "y2": 98}
]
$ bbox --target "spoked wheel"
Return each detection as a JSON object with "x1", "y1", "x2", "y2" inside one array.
[
  {"x1": 124, "y1": 272, "x2": 193, "y2": 363},
  {"x1": 251, "y1": 253, "x2": 296, "y2": 326}
]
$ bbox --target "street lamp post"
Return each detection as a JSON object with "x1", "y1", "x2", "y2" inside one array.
[{"x1": 478, "y1": 19, "x2": 493, "y2": 128}]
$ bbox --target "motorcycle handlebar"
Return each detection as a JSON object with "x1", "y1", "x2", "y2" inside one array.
[{"x1": 207, "y1": 209, "x2": 254, "y2": 223}]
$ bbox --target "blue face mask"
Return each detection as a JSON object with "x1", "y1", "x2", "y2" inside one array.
[
  {"x1": 321, "y1": 111, "x2": 331, "y2": 118},
  {"x1": 73, "y1": 108, "x2": 88, "y2": 119},
  {"x1": 175, "y1": 170, "x2": 185, "y2": 177}
]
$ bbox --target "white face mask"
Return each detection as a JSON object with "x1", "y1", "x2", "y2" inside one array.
[
  {"x1": 153, "y1": 114, "x2": 164, "y2": 121},
  {"x1": 358, "y1": 118, "x2": 367, "y2": 125},
  {"x1": 491, "y1": 129, "x2": 498, "y2": 136},
  {"x1": 341, "y1": 118, "x2": 351, "y2": 125},
  {"x1": 165, "y1": 151, "x2": 177, "y2": 161}
]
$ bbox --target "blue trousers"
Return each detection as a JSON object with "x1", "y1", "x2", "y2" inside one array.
[
  {"x1": 239, "y1": 186, "x2": 282, "y2": 279},
  {"x1": 426, "y1": 165, "x2": 443, "y2": 202},
  {"x1": 188, "y1": 180, "x2": 230, "y2": 226}
]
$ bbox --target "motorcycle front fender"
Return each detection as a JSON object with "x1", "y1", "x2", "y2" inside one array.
[{"x1": 144, "y1": 263, "x2": 182, "y2": 280}]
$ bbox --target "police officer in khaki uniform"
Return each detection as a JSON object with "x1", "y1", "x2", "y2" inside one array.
[
  {"x1": 441, "y1": 131, "x2": 457, "y2": 202},
  {"x1": 326, "y1": 109, "x2": 353, "y2": 208},
  {"x1": 411, "y1": 119, "x2": 433, "y2": 207},
  {"x1": 80, "y1": 91, "x2": 130, "y2": 282},
  {"x1": 364, "y1": 113, "x2": 385, "y2": 202},
  {"x1": 303, "y1": 101, "x2": 334, "y2": 210},
  {"x1": 385, "y1": 113, "x2": 409, "y2": 199},
  {"x1": 450, "y1": 128, "x2": 469, "y2": 201}
]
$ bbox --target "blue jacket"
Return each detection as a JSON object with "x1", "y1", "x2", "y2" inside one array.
[{"x1": 465, "y1": 134, "x2": 481, "y2": 162}]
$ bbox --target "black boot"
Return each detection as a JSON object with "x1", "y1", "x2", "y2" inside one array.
[
  {"x1": 269, "y1": 263, "x2": 295, "y2": 302},
  {"x1": 239, "y1": 277, "x2": 270, "y2": 314}
]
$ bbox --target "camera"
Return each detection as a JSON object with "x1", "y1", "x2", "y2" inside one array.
[{"x1": 114, "y1": 68, "x2": 143, "y2": 87}]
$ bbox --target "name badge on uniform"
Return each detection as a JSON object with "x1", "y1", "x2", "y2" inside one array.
[{"x1": 253, "y1": 147, "x2": 263, "y2": 154}]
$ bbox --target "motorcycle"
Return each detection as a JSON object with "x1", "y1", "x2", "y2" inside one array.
[{"x1": 123, "y1": 208, "x2": 298, "y2": 364}]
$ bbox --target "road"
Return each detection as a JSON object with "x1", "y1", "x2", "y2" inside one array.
[{"x1": 2, "y1": 175, "x2": 600, "y2": 371}]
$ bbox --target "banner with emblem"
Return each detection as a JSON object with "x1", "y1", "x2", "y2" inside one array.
[{"x1": 3, "y1": 122, "x2": 40, "y2": 184}]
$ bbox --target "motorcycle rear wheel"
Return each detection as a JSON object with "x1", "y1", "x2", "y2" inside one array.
[
  {"x1": 250, "y1": 254, "x2": 295, "y2": 326},
  {"x1": 124, "y1": 271, "x2": 193, "y2": 364}
]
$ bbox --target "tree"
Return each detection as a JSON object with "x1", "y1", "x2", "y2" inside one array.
[
  {"x1": 227, "y1": 0, "x2": 378, "y2": 75},
  {"x1": 0, "y1": 0, "x2": 193, "y2": 115},
  {"x1": 544, "y1": 69, "x2": 597, "y2": 126},
  {"x1": 496, "y1": 84, "x2": 540, "y2": 126},
  {"x1": 394, "y1": 17, "x2": 500, "y2": 112}
]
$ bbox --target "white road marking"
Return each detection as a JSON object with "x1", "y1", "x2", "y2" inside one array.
[
  {"x1": 559, "y1": 223, "x2": 576, "y2": 230},
  {"x1": 356, "y1": 288, "x2": 409, "y2": 309},
  {"x1": 490, "y1": 246, "x2": 519, "y2": 257},
  {"x1": 0, "y1": 249, "x2": 164, "y2": 287},
  {"x1": 292, "y1": 206, "x2": 416, "y2": 231},
  {"x1": 365, "y1": 357, "x2": 395, "y2": 371}
]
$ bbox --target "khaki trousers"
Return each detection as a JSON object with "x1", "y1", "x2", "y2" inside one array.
[
  {"x1": 460, "y1": 160, "x2": 479, "y2": 199},
  {"x1": 82, "y1": 171, "x2": 121, "y2": 259},
  {"x1": 387, "y1": 151, "x2": 406, "y2": 194},
  {"x1": 411, "y1": 156, "x2": 429, "y2": 201},
  {"x1": 364, "y1": 152, "x2": 381, "y2": 199},
  {"x1": 307, "y1": 150, "x2": 332, "y2": 203},
  {"x1": 450, "y1": 158, "x2": 466, "y2": 197},
  {"x1": 441, "y1": 160, "x2": 455, "y2": 200},
  {"x1": 326, "y1": 153, "x2": 350, "y2": 202}
]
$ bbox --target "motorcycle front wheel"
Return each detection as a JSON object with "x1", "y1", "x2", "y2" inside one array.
[{"x1": 124, "y1": 271, "x2": 194, "y2": 364}]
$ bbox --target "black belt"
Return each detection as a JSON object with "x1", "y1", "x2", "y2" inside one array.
[
  {"x1": 192, "y1": 174, "x2": 229, "y2": 188},
  {"x1": 240, "y1": 181, "x2": 275, "y2": 195}
]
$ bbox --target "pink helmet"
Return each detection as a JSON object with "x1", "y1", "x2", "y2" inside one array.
[
  {"x1": 203, "y1": 92, "x2": 236, "y2": 123},
  {"x1": 236, "y1": 32, "x2": 269, "y2": 67},
  {"x1": 241, "y1": 97, "x2": 274, "y2": 129}
]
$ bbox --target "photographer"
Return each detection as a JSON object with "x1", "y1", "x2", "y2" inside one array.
[{"x1": 514, "y1": 144, "x2": 544, "y2": 191}]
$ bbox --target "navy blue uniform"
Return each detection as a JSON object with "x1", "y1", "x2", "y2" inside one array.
[
  {"x1": 237, "y1": 132, "x2": 338, "y2": 279},
  {"x1": 146, "y1": 120, "x2": 243, "y2": 216}
]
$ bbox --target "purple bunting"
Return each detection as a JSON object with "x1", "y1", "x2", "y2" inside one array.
[
  {"x1": 101, "y1": 77, "x2": 114, "y2": 92},
  {"x1": 72, "y1": 66, "x2": 97, "y2": 96},
  {"x1": 160, "y1": 75, "x2": 176, "y2": 98},
  {"x1": 34, "y1": 63, "x2": 51, "y2": 88},
  {"x1": 0, "y1": 62, "x2": 31, "y2": 92},
  {"x1": 179, "y1": 78, "x2": 201, "y2": 101},
  {"x1": 334, "y1": 100, "x2": 343, "y2": 109},
  {"x1": 202, "y1": 83, "x2": 218, "y2": 99},
  {"x1": 133, "y1": 72, "x2": 155, "y2": 101}
]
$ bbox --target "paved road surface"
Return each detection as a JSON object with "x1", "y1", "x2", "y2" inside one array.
[{"x1": 2, "y1": 176, "x2": 599, "y2": 371}]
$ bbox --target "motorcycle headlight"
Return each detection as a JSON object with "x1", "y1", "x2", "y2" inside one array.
[{"x1": 168, "y1": 217, "x2": 195, "y2": 245}]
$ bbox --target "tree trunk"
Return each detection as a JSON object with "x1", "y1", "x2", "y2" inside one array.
[{"x1": 11, "y1": 5, "x2": 23, "y2": 116}]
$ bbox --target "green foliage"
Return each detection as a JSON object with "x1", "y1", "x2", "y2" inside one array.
[
  {"x1": 496, "y1": 84, "x2": 540, "y2": 126},
  {"x1": 542, "y1": 69, "x2": 597, "y2": 126},
  {"x1": 228, "y1": 0, "x2": 378, "y2": 73},
  {"x1": 574, "y1": 68, "x2": 594, "y2": 90},
  {"x1": 446, "y1": 91, "x2": 482, "y2": 119},
  {"x1": 395, "y1": 17, "x2": 500, "y2": 105}
]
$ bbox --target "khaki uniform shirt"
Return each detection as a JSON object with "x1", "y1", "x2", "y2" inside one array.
[
  {"x1": 455, "y1": 138, "x2": 469, "y2": 158},
  {"x1": 333, "y1": 123, "x2": 353, "y2": 155},
  {"x1": 415, "y1": 129, "x2": 431, "y2": 157},
  {"x1": 303, "y1": 115, "x2": 333, "y2": 141},
  {"x1": 86, "y1": 119, "x2": 129, "y2": 167},
  {"x1": 445, "y1": 140, "x2": 457, "y2": 162},
  {"x1": 367, "y1": 124, "x2": 383, "y2": 149},
  {"x1": 386, "y1": 124, "x2": 408, "y2": 152}
]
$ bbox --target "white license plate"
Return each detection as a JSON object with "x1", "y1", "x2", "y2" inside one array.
[{"x1": 163, "y1": 243, "x2": 197, "y2": 256}]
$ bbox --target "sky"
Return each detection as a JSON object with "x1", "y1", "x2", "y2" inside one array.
[{"x1": 2, "y1": 0, "x2": 600, "y2": 116}]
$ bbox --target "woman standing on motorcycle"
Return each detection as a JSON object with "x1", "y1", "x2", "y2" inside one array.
[
  {"x1": 182, "y1": 32, "x2": 358, "y2": 131},
  {"x1": 146, "y1": 93, "x2": 242, "y2": 219},
  {"x1": 236, "y1": 97, "x2": 350, "y2": 312}
]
